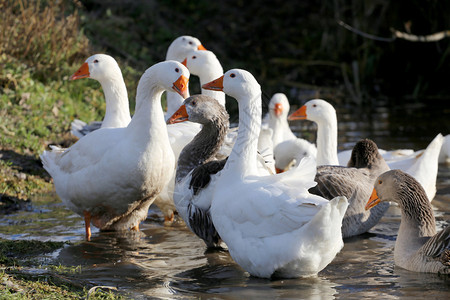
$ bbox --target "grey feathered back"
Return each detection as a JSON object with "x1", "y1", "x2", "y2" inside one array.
[{"x1": 310, "y1": 138, "x2": 390, "y2": 238}]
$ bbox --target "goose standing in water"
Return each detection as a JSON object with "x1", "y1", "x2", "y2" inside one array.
[
  {"x1": 41, "y1": 61, "x2": 189, "y2": 240},
  {"x1": 309, "y1": 139, "x2": 390, "y2": 238},
  {"x1": 202, "y1": 69, "x2": 348, "y2": 279},
  {"x1": 366, "y1": 170, "x2": 449, "y2": 274},
  {"x1": 167, "y1": 95, "x2": 229, "y2": 248},
  {"x1": 66, "y1": 54, "x2": 195, "y2": 224}
]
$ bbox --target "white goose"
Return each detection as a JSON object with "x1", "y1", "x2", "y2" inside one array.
[
  {"x1": 70, "y1": 54, "x2": 131, "y2": 138},
  {"x1": 366, "y1": 169, "x2": 449, "y2": 274},
  {"x1": 267, "y1": 93, "x2": 299, "y2": 147},
  {"x1": 202, "y1": 69, "x2": 348, "y2": 279},
  {"x1": 288, "y1": 99, "x2": 444, "y2": 200},
  {"x1": 67, "y1": 54, "x2": 192, "y2": 223},
  {"x1": 183, "y1": 49, "x2": 225, "y2": 107},
  {"x1": 40, "y1": 61, "x2": 189, "y2": 240},
  {"x1": 264, "y1": 93, "x2": 316, "y2": 173},
  {"x1": 274, "y1": 138, "x2": 317, "y2": 173},
  {"x1": 165, "y1": 35, "x2": 207, "y2": 118},
  {"x1": 167, "y1": 95, "x2": 229, "y2": 248}
]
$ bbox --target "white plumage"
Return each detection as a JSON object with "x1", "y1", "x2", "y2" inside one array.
[
  {"x1": 41, "y1": 61, "x2": 189, "y2": 239},
  {"x1": 203, "y1": 69, "x2": 348, "y2": 278}
]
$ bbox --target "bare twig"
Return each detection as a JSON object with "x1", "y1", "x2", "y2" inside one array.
[
  {"x1": 337, "y1": 20, "x2": 450, "y2": 42},
  {"x1": 391, "y1": 29, "x2": 450, "y2": 42},
  {"x1": 337, "y1": 20, "x2": 395, "y2": 42}
]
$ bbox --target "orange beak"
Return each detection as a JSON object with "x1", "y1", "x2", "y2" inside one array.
[
  {"x1": 70, "y1": 62, "x2": 90, "y2": 80},
  {"x1": 181, "y1": 58, "x2": 187, "y2": 67},
  {"x1": 288, "y1": 105, "x2": 307, "y2": 120},
  {"x1": 274, "y1": 103, "x2": 283, "y2": 117},
  {"x1": 275, "y1": 167, "x2": 285, "y2": 174},
  {"x1": 172, "y1": 75, "x2": 189, "y2": 99},
  {"x1": 202, "y1": 75, "x2": 224, "y2": 91},
  {"x1": 198, "y1": 44, "x2": 207, "y2": 51},
  {"x1": 365, "y1": 188, "x2": 381, "y2": 210},
  {"x1": 166, "y1": 105, "x2": 189, "y2": 124}
]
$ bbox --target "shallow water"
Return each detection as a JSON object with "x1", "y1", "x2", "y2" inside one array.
[{"x1": 1, "y1": 101, "x2": 449, "y2": 299}]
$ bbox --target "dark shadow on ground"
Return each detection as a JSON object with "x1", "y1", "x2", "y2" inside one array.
[{"x1": 0, "y1": 149, "x2": 49, "y2": 179}]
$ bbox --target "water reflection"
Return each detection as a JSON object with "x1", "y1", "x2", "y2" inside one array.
[{"x1": 57, "y1": 227, "x2": 341, "y2": 299}]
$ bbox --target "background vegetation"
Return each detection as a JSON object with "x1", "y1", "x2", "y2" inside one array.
[
  {"x1": 2, "y1": 0, "x2": 449, "y2": 156},
  {"x1": 0, "y1": 0, "x2": 449, "y2": 297}
]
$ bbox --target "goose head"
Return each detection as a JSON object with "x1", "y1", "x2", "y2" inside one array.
[
  {"x1": 167, "y1": 94, "x2": 229, "y2": 125},
  {"x1": 365, "y1": 169, "x2": 428, "y2": 210},
  {"x1": 288, "y1": 99, "x2": 336, "y2": 124},
  {"x1": 70, "y1": 54, "x2": 122, "y2": 82},
  {"x1": 182, "y1": 49, "x2": 223, "y2": 77},
  {"x1": 166, "y1": 35, "x2": 207, "y2": 62},
  {"x1": 274, "y1": 139, "x2": 318, "y2": 172},
  {"x1": 202, "y1": 69, "x2": 260, "y2": 101},
  {"x1": 269, "y1": 93, "x2": 290, "y2": 119},
  {"x1": 347, "y1": 138, "x2": 388, "y2": 171},
  {"x1": 142, "y1": 60, "x2": 189, "y2": 99}
]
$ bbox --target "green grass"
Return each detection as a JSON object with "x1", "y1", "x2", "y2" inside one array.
[{"x1": 0, "y1": 270, "x2": 125, "y2": 299}]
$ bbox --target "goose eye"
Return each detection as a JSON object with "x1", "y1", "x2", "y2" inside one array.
[
  {"x1": 230, "y1": 73, "x2": 236, "y2": 78},
  {"x1": 93, "y1": 59, "x2": 99, "y2": 63},
  {"x1": 312, "y1": 104, "x2": 317, "y2": 107},
  {"x1": 188, "y1": 41, "x2": 193, "y2": 45},
  {"x1": 175, "y1": 68, "x2": 180, "y2": 73},
  {"x1": 378, "y1": 180, "x2": 382, "y2": 184},
  {"x1": 192, "y1": 56, "x2": 197, "y2": 59},
  {"x1": 191, "y1": 100, "x2": 196, "y2": 106}
]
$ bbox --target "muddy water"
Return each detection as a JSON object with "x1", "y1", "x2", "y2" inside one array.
[{"x1": 1, "y1": 101, "x2": 449, "y2": 299}]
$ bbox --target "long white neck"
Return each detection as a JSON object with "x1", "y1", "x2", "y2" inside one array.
[
  {"x1": 225, "y1": 92, "x2": 262, "y2": 177},
  {"x1": 126, "y1": 72, "x2": 169, "y2": 145},
  {"x1": 199, "y1": 66, "x2": 226, "y2": 107},
  {"x1": 269, "y1": 114, "x2": 296, "y2": 148},
  {"x1": 99, "y1": 74, "x2": 131, "y2": 128},
  {"x1": 315, "y1": 113, "x2": 339, "y2": 166}
]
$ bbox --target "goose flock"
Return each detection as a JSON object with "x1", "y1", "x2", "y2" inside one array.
[{"x1": 41, "y1": 35, "x2": 449, "y2": 278}]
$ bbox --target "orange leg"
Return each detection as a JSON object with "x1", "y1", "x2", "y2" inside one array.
[
  {"x1": 83, "y1": 210, "x2": 91, "y2": 241},
  {"x1": 164, "y1": 212, "x2": 174, "y2": 223},
  {"x1": 131, "y1": 224, "x2": 140, "y2": 232}
]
